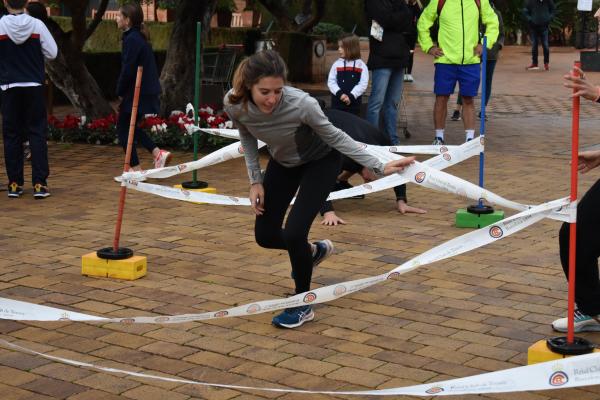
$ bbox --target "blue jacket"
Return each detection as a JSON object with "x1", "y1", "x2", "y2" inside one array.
[{"x1": 117, "y1": 27, "x2": 160, "y2": 114}]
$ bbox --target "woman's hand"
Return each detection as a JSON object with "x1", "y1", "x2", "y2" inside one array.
[
  {"x1": 321, "y1": 211, "x2": 346, "y2": 226},
  {"x1": 340, "y1": 94, "x2": 351, "y2": 105},
  {"x1": 249, "y1": 183, "x2": 265, "y2": 215},
  {"x1": 564, "y1": 66, "x2": 600, "y2": 101},
  {"x1": 578, "y1": 150, "x2": 600, "y2": 174},
  {"x1": 383, "y1": 156, "x2": 416, "y2": 176}
]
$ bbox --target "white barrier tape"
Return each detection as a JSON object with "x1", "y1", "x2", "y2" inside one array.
[
  {"x1": 0, "y1": 196, "x2": 568, "y2": 325},
  {"x1": 1, "y1": 334, "x2": 599, "y2": 396},
  {"x1": 125, "y1": 180, "x2": 251, "y2": 206},
  {"x1": 569, "y1": 200, "x2": 578, "y2": 223}
]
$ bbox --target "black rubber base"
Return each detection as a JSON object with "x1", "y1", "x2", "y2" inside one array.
[
  {"x1": 97, "y1": 247, "x2": 133, "y2": 260},
  {"x1": 181, "y1": 180, "x2": 208, "y2": 189},
  {"x1": 467, "y1": 204, "x2": 495, "y2": 215},
  {"x1": 547, "y1": 336, "x2": 596, "y2": 355}
]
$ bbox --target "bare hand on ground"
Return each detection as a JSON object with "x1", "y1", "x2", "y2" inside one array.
[{"x1": 321, "y1": 211, "x2": 346, "y2": 226}]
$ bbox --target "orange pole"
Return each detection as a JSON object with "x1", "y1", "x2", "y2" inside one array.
[
  {"x1": 113, "y1": 66, "x2": 144, "y2": 252},
  {"x1": 567, "y1": 61, "x2": 581, "y2": 343}
]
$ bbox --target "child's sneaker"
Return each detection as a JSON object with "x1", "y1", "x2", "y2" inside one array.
[
  {"x1": 7, "y1": 182, "x2": 23, "y2": 198},
  {"x1": 552, "y1": 309, "x2": 600, "y2": 333},
  {"x1": 272, "y1": 305, "x2": 314, "y2": 328},
  {"x1": 450, "y1": 110, "x2": 461, "y2": 121},
  {"x1": 154, "y1": 150, "x2": 171, "y2": 169},
  {"x1": 33, "y1": 184, "x2": 51, "y2": 199}
]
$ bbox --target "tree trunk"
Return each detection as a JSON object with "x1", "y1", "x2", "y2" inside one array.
[{"x1": 160, "y1": 0, "x2": 217, "y2": 115}]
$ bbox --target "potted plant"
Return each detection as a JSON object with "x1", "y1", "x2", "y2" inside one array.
[
  {"x1": 46, "y1": 0, "x2": 60, "y2": 16},
  {"x1": 216, "y1": 0, "x2": 236, "y2": 27},
  {"x1": 157, "y1": 0, "x2": 177, "y2": 22}
]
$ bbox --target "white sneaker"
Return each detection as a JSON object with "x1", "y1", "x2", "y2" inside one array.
[
  {"x1": 404, "y1": 74, "x2": 414, "y2": 82},
  {"x1": 552, "y1": 309, "x2": 600, "y2": 333},
  {"x1": 154, "y1": 150, "x2": 171, "y2": 169}
]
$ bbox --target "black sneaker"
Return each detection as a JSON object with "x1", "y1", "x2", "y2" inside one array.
[
  {"x1": 33, "y1": 184, "x2": 51, "y2": 199},
  {"x1": 8, "y1": 182, "x2": 23, "y2": 198},
  {"x1": 451, "y1": 110, "x2": 461, "y2": 121},
  {"x1": 335, "y1": 180, "x2": 364, "y2": 199},
  {"x1": 432, "y1": 137, "x2": 445, "y2": 145}
]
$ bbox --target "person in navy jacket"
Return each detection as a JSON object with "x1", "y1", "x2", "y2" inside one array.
[
  {"x1": 0, "y1": 0, "x2": 57, "y2": 198},
  {"x1": 116, "y1": 2, "x2": 170, "y2": 172}
]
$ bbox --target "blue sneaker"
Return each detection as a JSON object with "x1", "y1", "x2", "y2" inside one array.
[
  {"x1": 291, "y1": 240, "x2": 334, "y2": 279},
  {"x1": 552, "y1": 309, "x2": 600, "y2": 333},
  {"x1": 272, "y1": 305, "x2": 314, "y2": 328}
]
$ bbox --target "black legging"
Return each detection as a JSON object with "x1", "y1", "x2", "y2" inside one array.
[
  {"x1": 117, "y1": 111, "x2": 157, "y2": 168},
  {"x1": 255, "y1": 150, "x2": 342, "y2": 294},
  {"x1": 559, "y1": 178, "x2": 600, "y2": 315}
]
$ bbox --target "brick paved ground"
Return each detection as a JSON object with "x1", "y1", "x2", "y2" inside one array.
[{"x1": 0, "y1": 45, "x2": 599, "y2": 399}]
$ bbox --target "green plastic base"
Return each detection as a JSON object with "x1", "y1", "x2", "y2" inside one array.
[{"x1": 455, "y1": 208, "x2": 505, "y2": 228}]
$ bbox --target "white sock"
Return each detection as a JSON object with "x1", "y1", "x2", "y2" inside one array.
[
  {"x1": 465, "y1": 130, "x2": 475, "y2": 141},
  {"x1": 435, "y1": 129, "x2": 444, "y2": 140}
]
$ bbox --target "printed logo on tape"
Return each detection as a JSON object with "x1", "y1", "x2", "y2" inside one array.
[
  {"x1": 177, "y1": 164, "x2": 188, "y2": 172},
  {"x1": 181, "y1": 189, "x2": 191, "y2": 198},
  {"x1": 389, "y1": 146, "x2": 397, "y2": 153},
  {"x1": 59, "y1": 312, "x2": 71, "y2": 321},
  {"x1": 303, "y1": 292, "x2": 317, "y2": 303},
  {"x1": 439, "y1": 146, "x2": 449, "y2": 153},
  {"x1": 154, "y1": 316, "x2": 170, "y2": 323},
  {"x1": 425, "y1": 387, "x2": 444, "y2": 394},
  {"x1": 415, "y1": 172, "x2": 426, "y2": 183},
  {"x1": 480, "y1": 136, "x2": 485, "y2": 145},
  {"x1": 489, "y1": 225, "x2": 504, "y2": 239},
  {"x1": 443, "y1": 153, "x2": 452, "y2": 161},
  {"x1": 333, "y1": 285, "x2": 347, "y2": 296},
  {"x1": 228, "y1": 196, "x2": 239, "y2": 203},
  {"x1": 362, "y1": 183, "x2": 373, "y2": 190},
  {"x1": 237, "y1": 145, "x2": 244, "y2": 154},
  {"x1": 214, "y1": 310, "x2": 229, "y2": 318},
  {"x1": 387, "y1": 272, "x2": 400, "y2": 280},
  {"x1": 120, "y1": 318, "x2": 135, "y2": 324},
  {"x1": 246, "y1": 304, "x2": 261, "y2": 314},
  {"x1": 549, "y1": 371, "x2": 569, "y2": 386}
]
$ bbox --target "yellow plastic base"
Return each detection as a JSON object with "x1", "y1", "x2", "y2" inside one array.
[
  {"x1": 172, "y1": 185, "x2": 217, "y2": 204},
  {"x1": 527, "y1": 339, "x2": 600, "y2": 365},
  {"x1": 82, "y1": 252, "x2": 147, "y2": 280}
]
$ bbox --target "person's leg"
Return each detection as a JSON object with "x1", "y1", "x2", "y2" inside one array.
[
  {"x1": 433, "y1": 64, "x2": 457, "y2": 142},
  {"x1": 381, "y1": 67, "x2": 404, "y2": 145},
  {"x1": 1, "y1": 88, "x2": 25, "y2": 187},
  {"x1": 484, "y1": 60, "x2": 497, "y2": 107},
  {"x1": 366, "y1": 68, "x2": 391, "y2": 129},
  {"x1": 117, "y1": 111, "x2": 140, "y2": 168},
  {"x1": 458, "y1": 64, "x2": 480, "y2": 140},
  {"x1": 531, "y1": 27, "x2": 539, "y2": 65},
  {"x1": 284, "y1": 150, "x2": 342, "y2": 294},
  {"x1": 24, "y1": 87, "x2": 50, "y2": 187},
  {"x1": 541, "y1": 27, "x2": 550, "y2": 66},
  {"x1": 559, "y1": 179, "x2": 600, "y2": 316},
  {"x1": 434, "y1": 95, "x2": 450, "y2": 130}
]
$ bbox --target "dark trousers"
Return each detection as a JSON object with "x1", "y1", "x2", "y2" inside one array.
[
  {"x1": 117, "y1": 111, "x2": 157, "y2": 168},
  {"x1": 255, "y1": 150, "x2": 342, "y2": 294},
  {"x1": 559, "y1": 179, "x2": 600, "y2": 315},
  {"x1": 1, "y1": 86, "x2": 49, "y2": 186},
  {"x1": 530, "y1": 25, "x2": 550, "y2": 65}
]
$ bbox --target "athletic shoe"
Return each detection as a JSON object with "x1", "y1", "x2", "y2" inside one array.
[
  {"x1": 544, "y1": 63, "x2": 549, "y2": 71},
  {"x1": 552, "y1": 309, "x2": 600, "y2": 333},
  {"x1": 477, "y1": 111, "x2": 488, "y2": 121},
  {"x1": 154, "y1": 150, "x2": 171, "y2": 169},
  {"x1": 7, "y1": 182, "x2": 23, "y2": 198},
  {"x1": 526, "y1": 64, "x2": 539, "y2": 70},
  {"x1": 450, "y1": 110, "x2": 461, "y2": 121},
  {"x1": 432, "y1": 137, "x2": 445, "y2": 145},
  {"x1": 33, "y1": 184, "x2": 51, "y2": 199},
  {"x1": 404, "y1": 74, "x2": 414, "y2": 82},
  {"x1": 313, "y1": 239, "x2": 334, "y2": 267},
  {"x1": 335, "y1": 180, "x2": 364, "y2": 199},
  {"x1": 272, "y1": 305, "x2": 314, "y2": 328}
]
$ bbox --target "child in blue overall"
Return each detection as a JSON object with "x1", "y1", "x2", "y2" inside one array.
[
  {"x1": 116, "y1": 3, "x2": 170, "y2": 172},
  {"x1": 327, "y1": 34, "x2": 369, "y2": 116},
  {"x1": 0, "y1": 0, "x2": 57, "y2": 198}
]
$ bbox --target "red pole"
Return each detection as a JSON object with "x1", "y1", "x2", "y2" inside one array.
[
  {"x1": 567, "y1": 61, "x2": 581, "y2": 343},
  {"x1": 113, "y1": 66, "x2": 144, "y2": 252}
]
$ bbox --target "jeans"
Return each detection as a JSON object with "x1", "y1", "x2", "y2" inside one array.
[
  {"x1": 530, "y1": 26, "x2": 549, "y2": 65},
  {"x1": 366, "y1": 67, "x2": 404, "y2": 145}
]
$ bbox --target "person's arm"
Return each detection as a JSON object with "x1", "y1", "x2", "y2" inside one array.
[
  {"x1": 366, "y1": 0, "x2": 412, "y2": 31},
  {"x1": 563, "y1": 66, "x2": 600, "y2": 102},
  {"x1": 522, "y1": 0, "x2": 532, "y2": 23},
  {"x1": 38, "y1": 20, "x2": 57, "y2": 60},
  {"x1": 327, "y1": 60, "x2": 342, "y2": 97},
  {"x1": 417, "y1": 0, "x2": 440, "y2": 54},
  {"x1": 117, "y1": 35, "x2": 142, "y2": 98},
  {"x1": 350, "y1": 61, "x2": 369, "y2": 99},
  {"x1": 548, "y1": 0, "x2": 556, "y2": 20},
  {"x1": 481, "y1": 0, "x2": 499, "y2": 49}
]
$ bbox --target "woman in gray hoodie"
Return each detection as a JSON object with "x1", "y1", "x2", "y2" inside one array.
[{"x1": 224, "y1": 50, "x2": 414, "y2": 329}]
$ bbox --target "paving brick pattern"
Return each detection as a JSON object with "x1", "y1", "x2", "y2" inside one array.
[{"x1": 0, "y1": 46, "x2": 599, "y2": 399}]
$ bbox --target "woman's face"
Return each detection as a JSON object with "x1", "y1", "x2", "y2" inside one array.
[
  {"x1": 250, "y1": 76, "x2": 284, "y2": 114},
  {"x1": 116, "y1": 12, "x2": 130, "y2": 31}
]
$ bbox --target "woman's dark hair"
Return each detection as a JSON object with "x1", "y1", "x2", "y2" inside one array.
[
  {"x1": 26, "y1": 2, "x2": 49, "y2": 22},
  {"x1": 228, "y1": 50, "x2": 288, "y2": 108},
  {"x1": 120, "y1": 2, "x2": 150, "y2": 42}
]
